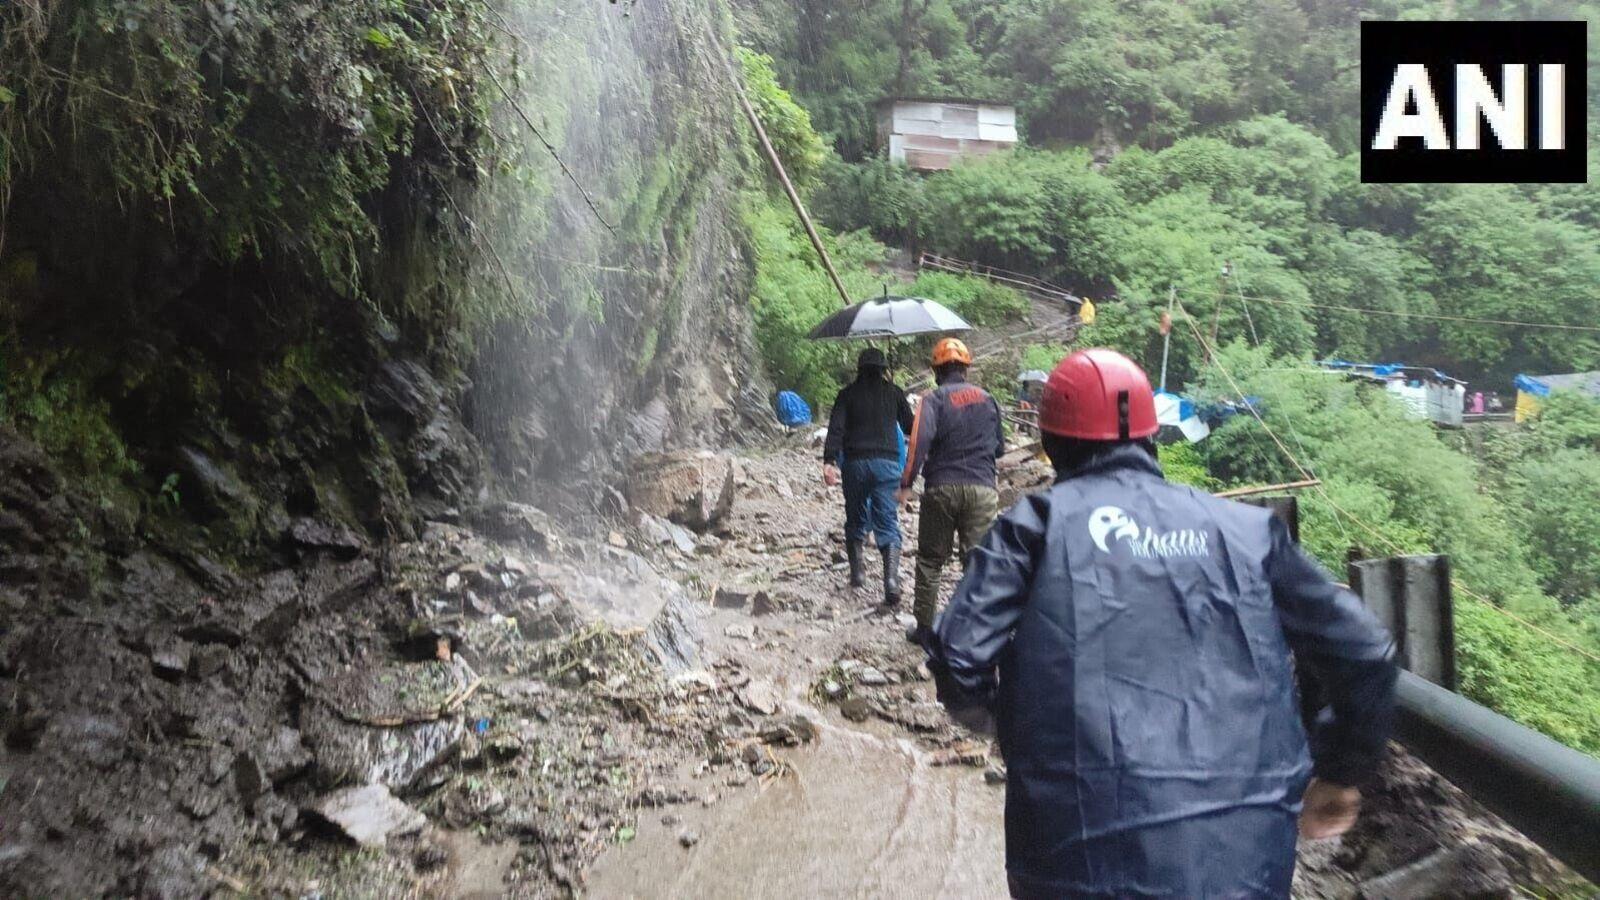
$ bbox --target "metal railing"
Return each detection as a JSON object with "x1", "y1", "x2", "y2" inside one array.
[
  {"x1": 1244, "y1": 496, "x2": 1600, "y2": 883},
  {"x1": 1393, "y1": 671, "x2": 1600, "y2": 883},
  {"x1": 917, "y1": 252, "x2": 1082, "y2": 307}
]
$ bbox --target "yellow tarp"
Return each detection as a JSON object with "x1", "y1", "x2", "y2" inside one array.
[{"x1": 1515, "y1": 390, "x2": 1541, "y2": 423}]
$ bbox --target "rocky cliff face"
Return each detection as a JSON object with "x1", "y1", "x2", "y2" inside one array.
[
  {"x1": 0, "y1": 0, "x2": 764, "y2": 577},
  {"x1": 0, "y1": 1, "x2": 770, "y2": 894},
  {"x1": 463, "y1": 0, "x2": 770, "y2": 496}
]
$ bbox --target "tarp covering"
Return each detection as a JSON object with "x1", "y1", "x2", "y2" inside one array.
[
  {"x1": 1513, "y1": 372, "x2": 1600, "y2": 422},
  {"x1": 775, "y1": 390, "x2": 813, "y2": 427},
  {"x1": 1515, "y1": 371, "x2": 1600, "y2": 398},
  {"x1": 1514, "y1": 374, "x2": 1552, "y2": 397},
  {"x1": 1321, "y1": 360, "x2": 1465, "y2": 385},
  {"x1": 1154, "y1": 391, "x2": 1211, "y2": 442}
]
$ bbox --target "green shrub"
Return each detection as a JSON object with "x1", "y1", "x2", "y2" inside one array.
[{"x1": 739, "y1": 48, "x2": 828, "y2": 189}]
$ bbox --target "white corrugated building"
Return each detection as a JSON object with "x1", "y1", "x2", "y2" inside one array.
[{"x1": 876, "y1": 97, "x2": 1018, "y2": 171}]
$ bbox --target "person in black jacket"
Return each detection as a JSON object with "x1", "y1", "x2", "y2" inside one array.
[
  {"x1": 927, "y1": 349, "x2": 1397, "y2": 899},
  {"x1": 823, "y1": 348, "x2": 916, "y2": 604}
]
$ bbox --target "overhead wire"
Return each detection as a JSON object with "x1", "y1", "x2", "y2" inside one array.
[
  {"x1": 1179, "y1": 288, "x2": 1600, "y2": 334},
  {"x1": 1201, "y1": 279, "x2": 1347, "y2": 541},
  {"x1": 1173, "y1": 297, "x2": 1600, "y2": 666}
]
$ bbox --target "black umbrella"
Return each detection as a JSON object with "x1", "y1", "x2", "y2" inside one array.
[{"x1": 807, "y1": 291, "x2": 973, "y2": 341}]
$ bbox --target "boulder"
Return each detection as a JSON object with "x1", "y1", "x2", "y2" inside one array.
[
  {"x1": 624, "y1": 451, "x2": 738, "y2": 532},
  {"x1": 713, "y1": 587, "x2": 767, "y2": 610},
  {"x1": 287, "y1": 517, "x2": 365, "y2": 559},
  {"x1": 175, "y1": 447, "x2": 251, "y2": 518},
  {"x1": 474, "y1": 501, "x2": 558, "y2": 552},
  {"x1": 307, "y1": 784, "x2": 426, "y2": 848},
  {"x1": 149, "y1": 640, "x2": 192, "y2": 681}
]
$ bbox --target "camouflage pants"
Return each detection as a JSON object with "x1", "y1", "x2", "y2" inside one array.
[{"x1": 913, "y1": 483, "x2": 1000, "y2": 628}]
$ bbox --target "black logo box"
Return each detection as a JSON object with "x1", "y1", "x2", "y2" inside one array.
[{"x1": 1361, "y1": 20, "x2": 1586, "y2": 183}]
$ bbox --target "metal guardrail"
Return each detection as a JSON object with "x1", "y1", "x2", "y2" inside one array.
[
  {"x1": 1393, "y1": 670, "x2": 1600, "y2": 884},
  {"x1": 1350, "y1": 555, "x2": 1456, "y2": 690},
  {"x1": 1234, "y1": 495, "x2": 1600, "y2": 883}
]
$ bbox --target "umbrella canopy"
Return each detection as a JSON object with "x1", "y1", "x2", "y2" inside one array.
[{"x1": 807, "y1": 294, "x2": 972, "y2": 341}]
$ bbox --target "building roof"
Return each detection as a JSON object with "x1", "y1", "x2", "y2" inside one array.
[
  {"x1": 1515, "y1": 371, "x2": 1600, "y2": 398},
  {"x1": 1319, "y1": 360, "x2": 1465, "y2": 385},
  {"x1": 875, "y1": 95, "x2": 1014, "y2": 109}
]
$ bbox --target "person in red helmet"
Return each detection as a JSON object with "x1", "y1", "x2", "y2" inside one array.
[{"x1": 925, "y1": 348, "x2": 1397, "y2": 899}]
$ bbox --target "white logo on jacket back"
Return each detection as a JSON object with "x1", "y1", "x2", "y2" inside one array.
[{"x1": 1088, "y1": 506, "x2": 1209, "y2": 559}]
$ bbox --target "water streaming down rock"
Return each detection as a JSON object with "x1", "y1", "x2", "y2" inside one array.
[{"x1": 463, "y1": 0, "x2": 773, "y2": 502}]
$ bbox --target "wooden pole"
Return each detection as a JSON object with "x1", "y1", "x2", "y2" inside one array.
[
  {"x1": 1213, "y1": 478, "x2": 1322, "y2": 499},
  {"x1": 1158, "y1": 285, "x2": 1176, "y2": 391},
  {"x1": 728, "y1": 66, "x2": 853, "y2": 308}
]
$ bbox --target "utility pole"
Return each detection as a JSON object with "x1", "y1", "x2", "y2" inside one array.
[
  {"x1": 1209, "y1": 260, "x2": 1231, "y2": 362},
  {"x1": 1158, "y1": 285, "x2": 1176, "y2": 392}
]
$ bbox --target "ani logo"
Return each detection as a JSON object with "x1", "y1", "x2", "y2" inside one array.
[
  {"x1": 1360, "y1": 20, "x2": 1585, "y2": 184},
  {"x1": 1088, "y1": 506, "x2": 1209, "y2": 559}
]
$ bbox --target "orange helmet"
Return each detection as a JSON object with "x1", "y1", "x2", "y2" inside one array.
[{"x1": 931, "y1": 337, "x2": 973, "y2": 367}]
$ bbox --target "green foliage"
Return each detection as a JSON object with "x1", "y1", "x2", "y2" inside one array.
[
  {"x1": 0, "y1": 352, "x2": 139, "y2": 496},
  {"x1": 0, "y1": 0, "x2": 499, "y2": 292},
  {"x1": 1020, "y1": 342, "x2": 1072, "y2": 373},
  {"x1": 1158, "y1": 442, "x2": 1217, "y2": 491},
  {"x1": 743, "y1": 201, "x2": 1027, "y2": 407},
  {"x1": 1512, "y1": 449, "x2": 1600, "y2": 606},
  {"x1": 155, "y1": 473, "x2": 181, "y2": 514},
  {"x1": 1192, "y1": 345, "x2": 1600, "y2": 752},
  {"x1": 744, "y1": 198, "x2": 880, "y2": 406},
  {"x1": 1456, "y1": 599, "x2": 1600, "y2": 756},
  {"x1": 739, "y1": 48, "x2": 828, "y2": 189},
  {"x1": 810, "y1": 155, "x2": 924, "y2": 242}
]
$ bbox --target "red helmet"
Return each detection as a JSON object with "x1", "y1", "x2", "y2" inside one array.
[{"x1": 1038, "y1": 348, "x2": 1159, "y2": 440}]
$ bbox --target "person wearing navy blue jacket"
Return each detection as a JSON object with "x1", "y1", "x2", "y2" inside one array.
[{"x1": 926, "y1": 349, "x2": 1397, "y2": 900}]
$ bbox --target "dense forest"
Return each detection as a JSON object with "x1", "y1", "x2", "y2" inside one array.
[{"x1": 731, "y1": 0, "x2": 1600, "y2": 753}]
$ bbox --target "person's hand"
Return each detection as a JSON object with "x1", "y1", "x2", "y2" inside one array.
[
  {"x1": 896, "y1": 487, "x2": 914, "y2": 507},
  {"x1": 1299, "y1": 778, "x2": 1362, "y2": 839},
  {"x1": 823, "y1": 463, "x2": 839, "y2": 487}
]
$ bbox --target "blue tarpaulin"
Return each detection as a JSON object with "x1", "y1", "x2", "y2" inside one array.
[
  {"x1": 1514, "y1": 374, "x2": 1552, "y2": 397},
  {"x1": 775, "y1": 390, "x2": 812, "y2": 427}
]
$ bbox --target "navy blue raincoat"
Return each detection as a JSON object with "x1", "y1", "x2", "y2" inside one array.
[{"x1": 929, "y1": 444, "x2": 1396, "y2": 899}]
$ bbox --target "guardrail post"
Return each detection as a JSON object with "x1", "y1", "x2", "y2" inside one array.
[
  {"x1": 1240, "y1": 495, "x2": 1298, "y2": 543},
  {"x1": 1348, "y1": 555, "x2": 1456, "y2": 690}
]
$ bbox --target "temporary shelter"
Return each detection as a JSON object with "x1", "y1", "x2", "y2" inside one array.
[
  {"x1": 1319, "y1": 361, "x2": 1466, "y2": 427},
  {"x1": 876, "y1": 97, "x2": 1018, "y2": 171},
  {"x1": 1513, "y1": 371, "x2": 1600, "y2": 422}
]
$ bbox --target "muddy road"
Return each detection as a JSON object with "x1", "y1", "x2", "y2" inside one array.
[
  {"x1": 0, "y1": 437, "x2": 1584, "y2": 898},
  {"x1": 579, "y1": 445, "x2": 1583, "y2": 900}
]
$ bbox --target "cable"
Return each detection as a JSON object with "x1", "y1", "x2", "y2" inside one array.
[
  {"x1": 1209, "y1": 273, "x2": 1350, "y2": 538},
  {"x1": 1230, "y1": 270, "x2": 1260, "y2": 346},
  {"x1": 1180, "y1": 289, "x2": 1600, "y2": 334},
  {"x1": 1174, "y1": 299, "x2": 1600, "y2": 666}
]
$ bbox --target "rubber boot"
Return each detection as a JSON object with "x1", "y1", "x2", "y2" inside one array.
[
  {"x1": 846, "y1": 541, "x2": 866, "y2": 589},
  {"x1": 881, "y1": 545, "x2": 902, "y2": 607}
]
